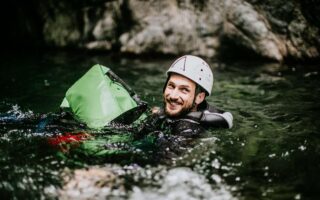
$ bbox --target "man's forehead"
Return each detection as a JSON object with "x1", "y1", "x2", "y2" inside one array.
[{"x1": 168, "y1": 73, "x2": 196, "y2": 87}]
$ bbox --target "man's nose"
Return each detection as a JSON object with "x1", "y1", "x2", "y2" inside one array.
[{"x1": 169, "y1": 89, "x2": 179, "y2": 99}]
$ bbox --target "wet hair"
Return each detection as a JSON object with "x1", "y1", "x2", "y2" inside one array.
[{"x1": 195, "y1": 84, "x2": 207, "y2": 96}]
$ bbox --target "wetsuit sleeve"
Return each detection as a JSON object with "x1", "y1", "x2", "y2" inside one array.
[
  {"x1": 136, "y1": 110, "x2": 204, "y2": 138},
  {"x1": 133, "y1": 112, "x2": 166, "y2": 139},
  {"x1": 200, "y1": 111, "x2": 233, "y2": 129}
]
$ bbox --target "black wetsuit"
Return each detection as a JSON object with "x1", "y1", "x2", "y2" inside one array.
[{"x1": 138, "y1": 101, "x2": 233, "y2": 138}]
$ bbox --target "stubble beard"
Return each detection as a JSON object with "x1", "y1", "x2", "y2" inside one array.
[{"x1": 163, "y1": 100, "x2": 195, "y2": 118}]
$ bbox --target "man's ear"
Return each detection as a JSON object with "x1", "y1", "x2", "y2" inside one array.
[{"x1": 195, "y1": 92, "x2": 206, "y2": 105}]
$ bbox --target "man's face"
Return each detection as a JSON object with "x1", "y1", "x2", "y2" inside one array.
[{"x1": 163, "y1": 74, "x2": 197, "y2": 117}]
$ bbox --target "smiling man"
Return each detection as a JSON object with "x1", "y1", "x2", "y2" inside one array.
[
  {"x1": 164, "y1": 73, "x2": 203, "y2": 117},
  {"x1": 147, "y1": 55, "x2": 233, "y2": 137}
]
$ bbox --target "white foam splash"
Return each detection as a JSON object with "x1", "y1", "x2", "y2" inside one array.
[
  {"x1": 6, "y1": 104, "x2": 34, "y2": 119},
  {"x1": 129, "y1": 167, "x2": 236, "y2": 200}
]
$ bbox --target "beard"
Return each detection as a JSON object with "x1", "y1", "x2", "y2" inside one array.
[{"x1": 163, "y1": 100, "x2": 195, "y2": 118}]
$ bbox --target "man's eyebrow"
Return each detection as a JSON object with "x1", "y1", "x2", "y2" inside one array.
[
  {"x1": 167, "y1": 81, "x2": 191, "y2": 89},
  {"x1": 179, "y1": 84, "x2": 191, "y2": 89}
]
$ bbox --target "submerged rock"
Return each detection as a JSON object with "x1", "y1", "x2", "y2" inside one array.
[
  {"x1": 57, "y1": 167, "x2": 125, "y2": 200},
  {"x1": 129, "y1": 167, "x2": 235, "y2": 200}
]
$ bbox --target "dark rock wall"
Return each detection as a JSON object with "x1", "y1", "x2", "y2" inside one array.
[
  {"x1": 246, "y1": 0, "x2": 320, "y2": 61},
  {"x1": 2, "y1": 0, "x2": 44, "y2": 50},
  {"x1": 3, "y1": 0, "x2": 319, "y2": 62}
]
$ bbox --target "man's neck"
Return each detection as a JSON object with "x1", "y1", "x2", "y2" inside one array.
[{"x1": 191, "y1": 106, "x2": 198, "y2": 112}]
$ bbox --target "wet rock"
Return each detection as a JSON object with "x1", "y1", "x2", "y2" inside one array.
[
  {"x1": 119, "y1": 0, "x2": 222, "y2": 58},
  {"x1": 42, "y1": 4, "x2": 81, "y2": 47},
  {"x1": 246, "y1": 0, "x2": 320, "y2": 61},
  {"x1": 43, "y1": 14, "x2": 81, "y2": 47},
  {"x1": 8, "y1": 0, "x2": 320, "y2": 62},
  {"x1": 85, "y1": 40, "x2": 113, "y2": 50},
  {"x1": 88, "y1": 0, "x2": 319, "y2": 61},
  {"x1": 83, "y1": 2, "x2": 121, "y2": 50},
  {"x1": 223, "y1": 0, "x2": 286, "y2": 61}
]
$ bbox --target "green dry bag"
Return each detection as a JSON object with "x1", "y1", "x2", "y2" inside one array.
[{"x1": 60, "y1": 64, "x2": 141, "y2": 129}]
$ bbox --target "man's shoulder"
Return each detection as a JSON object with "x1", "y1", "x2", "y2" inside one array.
[
  {"x1": 196, "y1": 101, "x2": 233, "y2": 129},
  {"x1": 148, "y1": 102, "x2": 233, "y2": 133},
  {"x1": 197, "y1": 101, "x2": 224, "y2": 113}
]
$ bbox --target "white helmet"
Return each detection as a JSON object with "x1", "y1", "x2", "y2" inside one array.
[{"x1": 166, "y1": 55, "x2": 214, "y2": 95}]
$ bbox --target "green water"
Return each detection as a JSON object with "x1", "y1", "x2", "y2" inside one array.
[{"x1": 0, "y1": 52, "x2": 319, "y2": 199}]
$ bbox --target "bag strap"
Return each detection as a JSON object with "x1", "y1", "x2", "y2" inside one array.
[{"x1": 106, "y1": 70, "x2": 146, "y2": 105}]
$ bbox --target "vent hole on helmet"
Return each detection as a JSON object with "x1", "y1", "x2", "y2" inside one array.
[
  {"x1": 199, "y1": 78, "x2": 202, "y2": 80},
  {"x1": 201, "y1": 69, "x2": 203, "y2": 71}
]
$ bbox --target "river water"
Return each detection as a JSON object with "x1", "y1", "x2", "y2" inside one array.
[{"x1": 0, "y1": 51, "x2": 319, "y2": 199}]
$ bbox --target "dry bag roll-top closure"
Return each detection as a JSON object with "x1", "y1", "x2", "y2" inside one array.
[{"x1": 60, "y1": 64, "x2": 141, "y2": 129}]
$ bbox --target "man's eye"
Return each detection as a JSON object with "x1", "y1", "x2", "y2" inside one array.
[
  {"x1": 167, "y1": 84, "x2": 174, "y2": 89},
  {"x1": 181, "y1": 88, "x2": 190, "y2": 93}
]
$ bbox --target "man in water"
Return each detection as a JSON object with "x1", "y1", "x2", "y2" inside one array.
[
  {"x1": 0, "y1": 56, "x2": 232, "y2": 157},
  {"x1": 141, "y1": 55, "x2": 233, "y2": 137}
]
